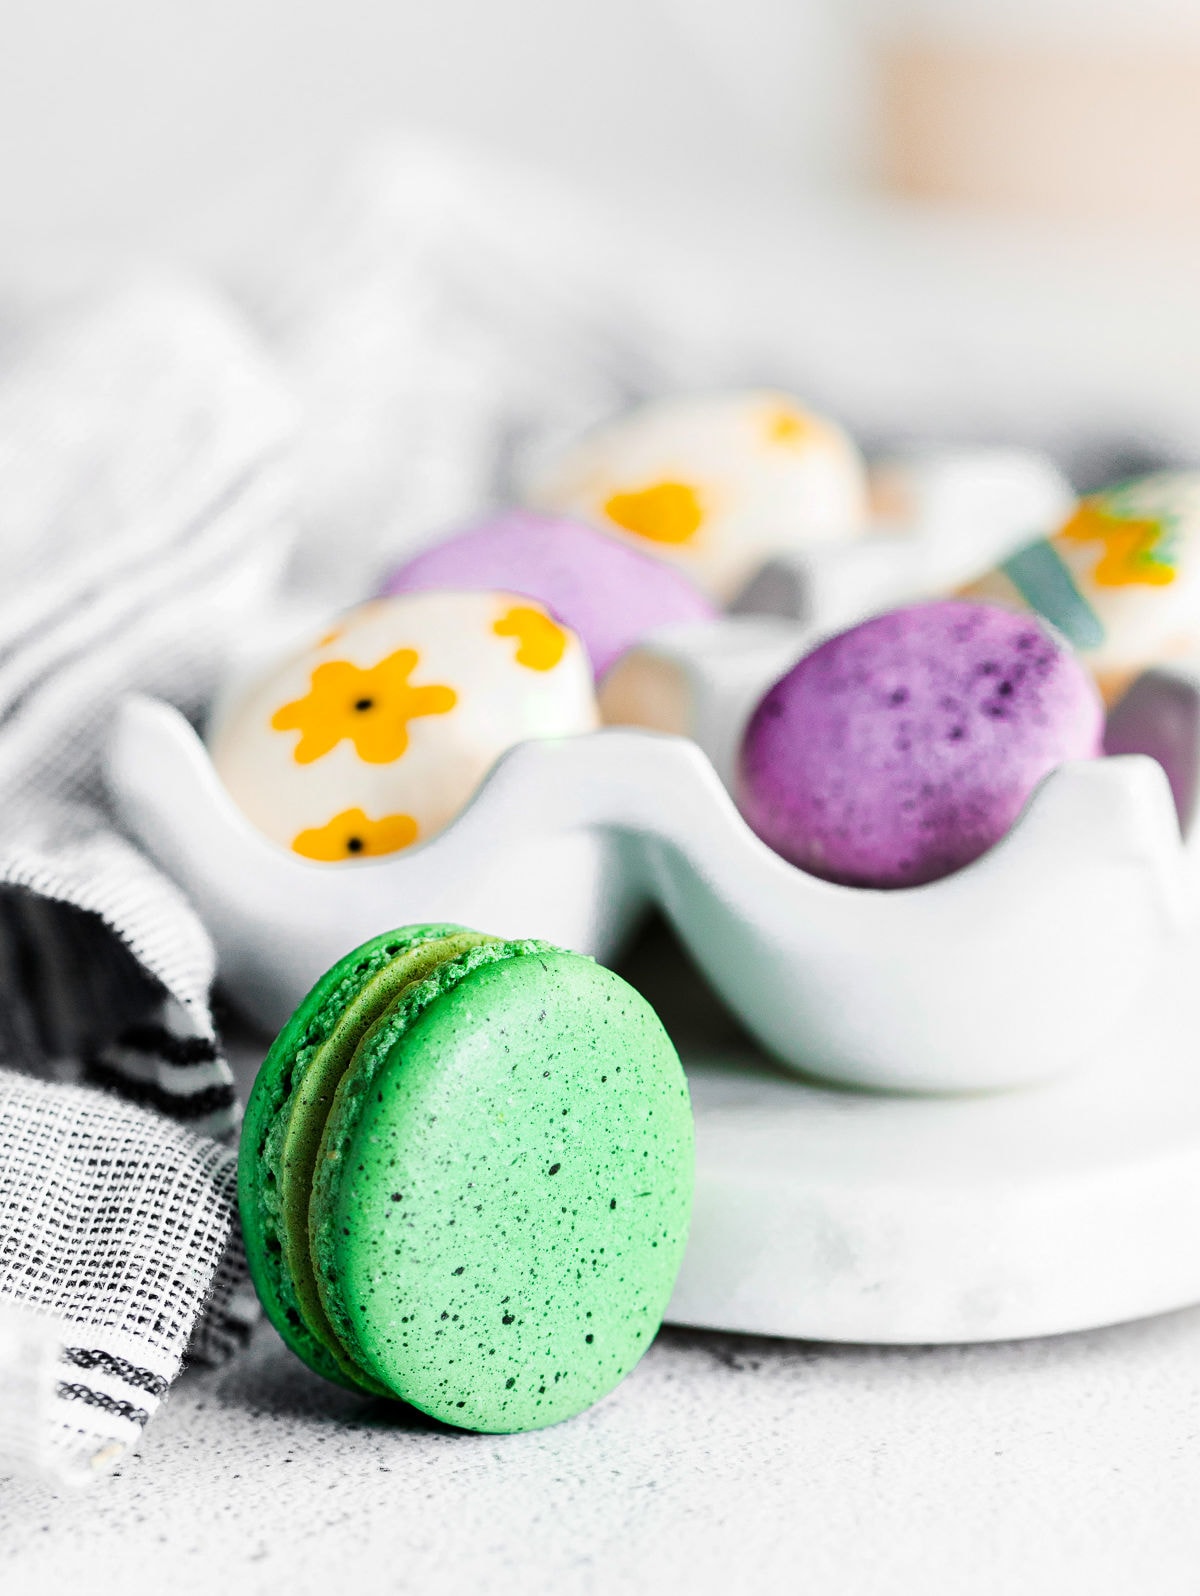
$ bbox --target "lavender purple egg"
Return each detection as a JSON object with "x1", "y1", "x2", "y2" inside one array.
[
  {"x1": 380, "y1": 510, "x2": 717, "y2": 681},
  {"x1": 738, "y1": 600, "x2": 1104, "y2": 888}
]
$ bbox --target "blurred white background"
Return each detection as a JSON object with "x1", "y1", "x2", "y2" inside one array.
[
  {"x1": 0, "y1": 0, "x2": 866, "y2": 258},
  {"x1": 4, "y1": 0, "x2": 1200, "y2": 487}
]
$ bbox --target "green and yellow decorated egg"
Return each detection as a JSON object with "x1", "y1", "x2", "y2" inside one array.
[{"x1": 964, "y1": 471, "x2": 1200, "y2": 703}]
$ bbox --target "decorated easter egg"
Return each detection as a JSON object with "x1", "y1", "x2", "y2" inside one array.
[
  {"x1": 738, "y1": 600, "x2": 1104, "y2": 889},
  {"x1": 525, "y1": 390, "x2": 868, "y2": 603},
  {"x1": 208, "y1": 591, "x2": 598, "y2": 861},
  {"x1": 963, "y1": 471, "x2": 1200, "y2": 703},
  {"x1": 379, "y1": 509, "x2": 716, "y2": 680}
]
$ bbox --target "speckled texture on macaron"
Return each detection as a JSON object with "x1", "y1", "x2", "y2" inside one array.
[
  {"x1": 239, "y1": 926, "x2": 694, "y2": 1432},
  {"x1": 379, "y1": 509, "x2": 716, "y2": 680},
  {"x1": 737, "y1": 600, "x2": 1105, "y2": 889}
]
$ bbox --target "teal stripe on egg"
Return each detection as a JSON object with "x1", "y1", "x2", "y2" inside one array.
[{"x1": 1001, "y1": 540, "x2": 1106, "y2": 652}]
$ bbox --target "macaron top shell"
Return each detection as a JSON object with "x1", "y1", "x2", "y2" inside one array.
[
  {"x1": 526, "y1": 389, "x2": 868, "y2": 602},
  {"x1": 380, "y1": 510, "x2": 717, "y2": 680},
  {"x1": 240, "y1": 925, "x2": 694, "y2": 1433},
  {"x1": 738, "y1": 600, "x2": 1104, "y2": 889}
]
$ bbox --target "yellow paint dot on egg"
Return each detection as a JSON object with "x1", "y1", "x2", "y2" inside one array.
[
  {"x1": 493, "y1": 605, "x2": 568, "y2": 671},
  {"x1": 270, "y1": 650, "x2": 458, "y2": 765},
  {"x1": 603, "y1": 480, "x2": 704, "y2": 545},
  {"x1": 764, "y1": 405, "x2": 817, "y2": 448},
  {"x1": 292, "y1": 806, "x2": 419, "y2": 861}
]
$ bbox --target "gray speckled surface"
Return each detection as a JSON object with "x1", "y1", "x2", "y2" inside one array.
[{"x1": 6, "y1": 1309, "x2": 1200, "y2": 1594}]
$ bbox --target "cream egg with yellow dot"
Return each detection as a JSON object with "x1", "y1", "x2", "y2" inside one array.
[
  {"x1": 526, "y1": 390, "x2": 868, "y2": 603},
  {"x1": 207, "y1": 591, "x2": 598, "y2": 862}
]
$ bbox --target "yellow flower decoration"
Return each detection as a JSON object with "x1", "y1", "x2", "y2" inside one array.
[
  {"x1": 292, "y1": 807, "x2": 418, "y2": 861},
  {"x1": 271, "y1": 648, "x2": 458, "y2": 765},
  {"x1": 603, "y1": 480, "x2": 704, "y2": 545},
  {"x1": 493, "y1": 605, "x2": 567, "y2": 671},
  {"x1": 1059, "y1": 499, "x2": 1176, "y2": 589}
]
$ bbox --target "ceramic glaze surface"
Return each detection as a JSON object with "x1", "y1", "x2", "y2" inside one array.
[
  {"x1": 208, "y1": 590, "x2": 597, "y2": 861},
  {"x1": 675, "y1": 920, "x2": 1200, "y2": 1341},
  {"x1": 735, "y1": 446, "x2": 1075, "y2": 632},
  {"x1": 738, "y1": 600, "x2": 1105, "y2": 887},
  {"x1": 380, "y1": 510, "x2": 716, "y2": 680},
  {"x1": 527, "y1": 390, "x2": 867, "y2": 601},
  {"x1": 109, "y1": 698, "x2": 1192, "y2": 1094}
]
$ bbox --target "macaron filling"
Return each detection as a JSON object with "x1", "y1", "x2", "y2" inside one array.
[
  {"x1": 240, "y1": 924, "x2": 495, "y2": 1389},
  {"x1": 280, "y1": 931, "x2": 498, "y2": 1388}
]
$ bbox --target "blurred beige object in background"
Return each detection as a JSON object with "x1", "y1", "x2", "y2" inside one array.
[{"x1": 874, "y1": 0, "x2": 1200, "y2": 223}]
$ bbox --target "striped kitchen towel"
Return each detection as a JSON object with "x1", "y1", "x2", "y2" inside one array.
[
  {"x1": 0, "y1": 272, "x2": 294, "y2": 1140},
  {"x1": 0, "y1": 272, "x2": 294, "y2": 1485},
  {"x1": 0, "y1": 1073, "x2": 255, "y2": 1487}
]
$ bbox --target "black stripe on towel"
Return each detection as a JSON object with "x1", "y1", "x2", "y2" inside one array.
[
  {"x1": 56, "y1": 1383, "x2": 150, "y2": 1427},
  {"x1": 62, "y1": 1346, "x2": 169, "y2": 1399},
  {"x1": 115, "y1": 1024, "x2": 220, "y2": 1066},
  {"x1": 81, "y1": 1056, "x2": 236, "y2": 1121}
]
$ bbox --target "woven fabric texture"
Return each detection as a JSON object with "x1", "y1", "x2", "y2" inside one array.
[
  {"x1": 0, "y1": 273, "x2": 294, "y2": 1485},
  {"x1": 0, "y1": 1072, "x2": 242, "y2": 1486},
  {"x1": 0, "y1": 275, "x2": 294, "y2": 1142}
]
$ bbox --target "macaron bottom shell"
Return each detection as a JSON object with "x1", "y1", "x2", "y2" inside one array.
[{"x1": 239, "y1": 926, "x2": 694, "y2": 1433}]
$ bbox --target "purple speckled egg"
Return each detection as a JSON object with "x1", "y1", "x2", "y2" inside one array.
[
  {"x1": 738, "y1": 600, "x2": 1105, "y2": 888},
  {"x1": 380, "y1": 510, "x2": 716, "y2": 680}
]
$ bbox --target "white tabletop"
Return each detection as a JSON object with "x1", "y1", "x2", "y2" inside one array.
[
  {"x1": 5, "y1": 1306, "x2": 1200, "y2": 1595},
  {"x1": 4, "y1": 922, "x2": 1200, "y2": 1593}
]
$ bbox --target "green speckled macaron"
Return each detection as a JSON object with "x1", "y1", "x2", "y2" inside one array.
[{"x1": 238, "y1": 924, "x2": 694, "y2": 1432}]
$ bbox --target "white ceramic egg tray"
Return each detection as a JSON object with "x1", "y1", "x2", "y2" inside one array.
[
  {"x1": 103, "y1": 440, "x2": 1200, "y2": 1344},
  {"x1": 115, "y1": 704, "x2": 1200, "y2": 1347},
  {"x1": 733, "y1": 443, "x2": 1076, "y2": 634},
  {"x1": 673, "y1": 925, "x2": 1200, "y2": 1343},
  {"x1": 109, "y1": 651, "x2": 1200, "y2": 1097}
]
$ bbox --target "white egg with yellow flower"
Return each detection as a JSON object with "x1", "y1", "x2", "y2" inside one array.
[
  {"x1": 207, "y1": 590, "x2": 598, "y2": 861},
  {"x1": 526, "y1": 389, "x2": 868, "y2": 603}
]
